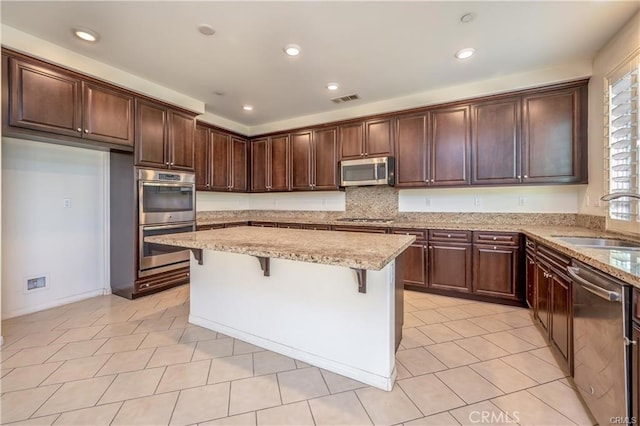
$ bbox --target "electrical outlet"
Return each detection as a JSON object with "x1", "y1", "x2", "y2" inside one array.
[
  {"x1": 594, "y1": 198, "x2": 601, "y2": 207},
  {"x1": 63, "y1": 198, "x2": 71, "y2": 208},
  {"x1": 474, "y1": 197, "x2": 481, "y2": 206},
  {"x1": 425, "y1": 197, "x2": 431, "y2": 206},
  {"x1": 518, "y1": 196, "x2": 527, "y2": 206}
]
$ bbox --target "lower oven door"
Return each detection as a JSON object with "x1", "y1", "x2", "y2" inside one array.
[{"x1": 139, "y1": 222, "x2": 194, "y2": 277}]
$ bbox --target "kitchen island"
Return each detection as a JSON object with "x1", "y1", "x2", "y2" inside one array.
[{"x1": 146, "y1": 226, "x2": 414, "y2": 390}]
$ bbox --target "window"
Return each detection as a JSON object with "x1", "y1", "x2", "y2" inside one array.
[{"x1": 605, "y1": 52, "x2": 640, "y2": 233}]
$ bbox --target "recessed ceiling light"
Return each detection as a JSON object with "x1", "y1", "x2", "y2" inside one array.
[
  {"x1": 283, "y1": 44, "x2": 301, "y2": 56},
  {"x1": 460, "y1": 13, "x2": 476, "y2": 23},
  {"x1": 243, "y1": 105, "x2": 254, "y2": 111},
  {"x1": 198, "y1": 24, "x2": 216, "y2": 36},
  {"x1": 455, "y1": 48, "x2": 475, "y2": 60},
  {"x1": 326, "y1": 83, "x2": 339, "y2": 91},
  {"x1": 73, "y1": 28, "x2": 99, "y2": 42}
]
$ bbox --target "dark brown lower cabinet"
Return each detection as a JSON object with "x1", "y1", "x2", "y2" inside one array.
[
  {"x1": 392, "y1": 229, "x2": 428, "y2": 289},
  {"x1": 525, "y1": 241, "x2": 536, "y2": 309},
  {"x1": 277, "y1": 223, "x2": 304, "y2": 229},
  {"x1": 550, "y1": 271, "x2": 572, "y2": 364},
  {"x1": 303, "y1": 224, "x2": 332, "y2": 231},
  {"x1": 428, "y1": 230, "x2": 472, "y2": 293},
  {"x1": 472, "y1": 244, "x2": 519, "y2": 299},
  {"x1": 632, "y1": 322, "x2": 640, "y2": 422},
  {"x1": 533, "y1": 244, "x2": 572, "y2": 373}
]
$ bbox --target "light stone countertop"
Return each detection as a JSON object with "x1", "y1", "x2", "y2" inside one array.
[
  {"x1": 196, "y1": 216, "x2": 640, "y2": 287},
  {"x1": 145, "y1": 226, "x2": 415, "y2": 271}
]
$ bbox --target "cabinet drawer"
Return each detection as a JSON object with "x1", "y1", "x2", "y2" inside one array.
[
  {"x1": 473, "y1": 231, "x2": 520, "y2": 246},
  {"x1": 392, "y1": 228, "x2": 427, "y2": 243},
  {"x1": 304, "y1": 224, "x2": 332, "y2": 231},
  {"x1": 225, "y1": 222, "x2": 249, "y2": 228},
  {"x1": 332, "y1": 225, "x2": 388, "y2": 234},
  {"x1": 277, "y1": 223, "x2": 304, "y2": 229},
  {"x1": 251, "y1": 221, "x2": 277, "y2": 227},
  {"x1": 537, "y1": 244, "x2": 570, "y2": 272},
  {"x1": 525, "y1": 238, "x2": 536, "y2": 251},
  {"x1": 429, "y1": 230, "x2": 472, "y2": 243},
  {"x1": 197, "y1": 224, "x2": 224, "y2": 231}
]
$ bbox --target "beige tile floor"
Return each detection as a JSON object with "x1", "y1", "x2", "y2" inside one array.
[{"x1": 0, "y1": 285, "x2": 596, "y2": 425}]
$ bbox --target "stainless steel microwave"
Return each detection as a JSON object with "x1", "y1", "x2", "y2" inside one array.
[{"x1": 340, "y1": 157, "x2": 395, "y2": 187}]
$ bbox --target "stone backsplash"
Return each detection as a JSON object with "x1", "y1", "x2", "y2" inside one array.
[{"x1": 344, "y1": 186, "x2": 399, "y2": 219}]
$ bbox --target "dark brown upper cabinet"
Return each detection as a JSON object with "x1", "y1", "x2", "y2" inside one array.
[
  {"x1": 194, "y1": 124, "x2": 210, "y2": 190},
  {"x1": 471, "y1": 98, "x2": 521, "y2": 185},
  {"x1": 135, "y1": 98, "x2": 196, "y2": 171},
  {"x1": 251, "y1": 135, "x2": 290, "y2": 192},
  {"x1": 429, "y1": 105, "x2": 471, "y2": 186},
  {"x1": 339, "y1": 118, "x2": 393, "y2": 160},
  {"x1": 195, "y1": 123, "x2": 248, "y2": 192},
  {"x1": 6, "y1": 55, "x2": 134, "y2": 147},
  {"x1": 395, "y1": 112, "x2": 428, "y2": 187},
  {"x1": 522, "y1": 85, "x2": 587, "y2": 184},
  {"x1": 291, "y1": 127, "x2": 338, "y2": 190}
]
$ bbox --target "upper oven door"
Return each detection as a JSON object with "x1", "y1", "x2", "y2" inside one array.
[{"x1": 139, "y1": 180, "x2": 195, "y2": 224}]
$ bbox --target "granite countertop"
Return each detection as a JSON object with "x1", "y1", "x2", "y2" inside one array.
[
  {"x1": 196, "y1": 215, "x2": 640, "y2": 287},
  {"x1": 145, "y1": 227, "x2": 415, "y2": 271}
]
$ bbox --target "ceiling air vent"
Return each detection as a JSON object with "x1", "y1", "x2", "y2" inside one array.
[{"x1": 331, "y1": 94, "x2": 360, "y2": 104}]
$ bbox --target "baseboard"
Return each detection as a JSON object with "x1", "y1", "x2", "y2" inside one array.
[{"x1": 1, "y1": 289, "x2": 106, "y2": 320}]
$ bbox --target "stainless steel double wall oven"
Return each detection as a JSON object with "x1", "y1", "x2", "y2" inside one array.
[{"x1": 137, "y1": 169, "x2": 195, "y2": 277}]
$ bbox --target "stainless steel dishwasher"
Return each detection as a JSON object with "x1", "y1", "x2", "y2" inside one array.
[{"x1": 568, "y1": 260, "x2": 631, "y2": 426}]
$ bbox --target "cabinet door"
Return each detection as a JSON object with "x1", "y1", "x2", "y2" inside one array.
[
  {"x1": 365, "y1": 117, "x2": 393, "y2": 158},
  {"x1": 535, "y1": 263, "x2": 550, "y2": 331},
  {"x1": 522, "y1": 87, "x2": 583, "y2": 183},
  {"x1": 168, "y1": 110, "x2": 195, "y2": 171},
  {"x1": 194, "y1": 125, "x2": 210, "y2": 190},
  {"x1": 472, "y1": 245, "x2": 519, "y2": 299},
  {"x1": 550, "y1": 270, "x2": 572, "y2": 366},
  {"x1": 395, "y1": 113, "x2": 428, "y2": 187},
  {"x1": 250, "y1": 138, "x2": 268, "y2": 192},
  {"x1": 430, "y1": 106, "x2": 470, "y2": 186},
  {"x1": 403, "y1": 243, "x2": 427, "y2": 288},
  {"x1": 230, "y1": 137, "x2": 248, "y2": 192},
  {"x1": 291, "y1": 131, "x2": 313, "y2": 190},
  {"x1": 525, "y1": 250, "x2": 536, "y2": 309},
  {"x1": 633, "y1": 322, "x2": 640, "y2": 422},
  {"x1": 339, "y1": 122, "x2": 364, "y2": 159},
  {"x1": 82, "y1": 82, "x2": 134, "y2": 146},
  {"x1": 270, "y1": 135, "x2": 290, "y2": 191},
  {"x1": 428, "y1": 243, "x2": 472, "y2": 292},
  {"x1": 210, "y1": 130, "x2": 231, "y2": 190},
  {"x1": 135, "y1": 99, "x2": 167, "y2": 168},
  {"x1": 471, "y1": 98, "x2": 520, "y2": 185},
  {"x1": 313, "y1": 127, "x2": 339, "y2": 190},
  {"x1": 9, "y1": 57, "x2": 82, "y2": 137}
]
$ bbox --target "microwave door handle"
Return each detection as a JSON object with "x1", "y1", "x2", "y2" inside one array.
[{"x1": 373, "y1": 164, "x2": 379, "y2": 181}]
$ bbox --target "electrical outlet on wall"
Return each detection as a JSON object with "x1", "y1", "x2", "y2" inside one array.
[
  {"x1": 474, "y1": 197, "x2": 481, "y2": 206},
  {"x1": 425, "y1": 197, "x2": 431, "y2": 206},
  {"x1": 63, "y1": 198, "x2": 71, "y2": 208},
  {"x1": 518, "y1": 196, "x2": 527, "y2": 206}
]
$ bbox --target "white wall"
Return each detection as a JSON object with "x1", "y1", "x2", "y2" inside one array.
[
  {"x1": 581, "y1": 11, "x2": 640, "y2": 217},
  {"x1": 399, "y1": 186, "x2": 582, "y2": 213},
  {"x1": 1, "y1": 138, "x2": 109, "y2": 319}
]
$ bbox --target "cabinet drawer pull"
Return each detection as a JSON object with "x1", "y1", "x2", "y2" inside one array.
[
  {"x1": 493, "y1": 246, "x2": 497, "y2": 250},
  {"x1": 493, "y1": 236, "x2": 497, "y2": 240},
  {"x1": 447, "y1": 234, "x2": 451, "y2": 238},
  {"x1": 84, "y1": 129, "x2": 89, "y2": 133},
  {"x1": 77, "y1": 127, "x2": 82, "y2": 132},
  {"x1": 517, "y1": 175, "x2": 522, "y2": 179},
  {"x1": 529, "y1": 259, "x2": 535, "y2": 265},
  {"x1": 524, "y1": 175, "x2": 528, "y2": 179}
]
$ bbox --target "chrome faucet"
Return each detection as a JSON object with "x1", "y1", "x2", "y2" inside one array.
[{"x1": 600, "y1": 192, "x2": 640, "y2": 201}]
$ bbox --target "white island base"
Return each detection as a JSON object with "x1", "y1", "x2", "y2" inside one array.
[{"x1": 188, "y1": 250, "x2": 403, "y2": 391}]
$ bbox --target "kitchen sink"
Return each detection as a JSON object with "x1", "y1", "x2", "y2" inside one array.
[{"x1": 554, "y1": 236, "x2": 640, "y2": 249}]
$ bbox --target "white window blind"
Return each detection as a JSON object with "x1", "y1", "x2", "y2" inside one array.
[{"x1": 605, "y1": 53, "x2": 640, "y2": 223}]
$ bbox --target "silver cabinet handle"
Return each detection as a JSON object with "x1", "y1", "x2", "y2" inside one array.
[
  {"x1": 524, "y1": 175, "x2": 528, "y2": 179},
  {"x1": 447, "y1": 234, "x2": 451, "y2": 238},
  {"x1": 529, "y1": 260, "x2": 535, "y2": 265},
  {"x1": 625, "y1": 337, "x2": 637, "y2": 346},
  {"x1": 165, "y1": 162, "x2": 170, "y2": 166},
  {"x1": 517, "y1": 175, "x2": 522, "y2": 179},
  {"x1": 84, "y1": 129, "x2": 89, "y2": 133},
  {"x1": 430, "y1": 179, "x2": 434, "y2": 183},
  {"x1": 493, "y1": 236, "x2": 497, "y2": 240},
  {"x1": 77, "y1": 127, "x2": 82, "y2": 132},
  {"x1": 493, "y1": 246, "x2": 497, "y2": 250}
]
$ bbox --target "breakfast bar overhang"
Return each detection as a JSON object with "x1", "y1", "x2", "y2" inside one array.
[{"x1": 146, "y1": 227, "x2": 414, "y2": 390}]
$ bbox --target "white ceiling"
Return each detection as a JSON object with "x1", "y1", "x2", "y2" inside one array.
[{"x1": 1, "y1": 1, "x2": 638, "y2": 129}]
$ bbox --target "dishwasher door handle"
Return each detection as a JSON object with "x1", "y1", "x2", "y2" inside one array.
[{"x1": 567, "y1": 266, "x2": 621, "y2": 302}]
